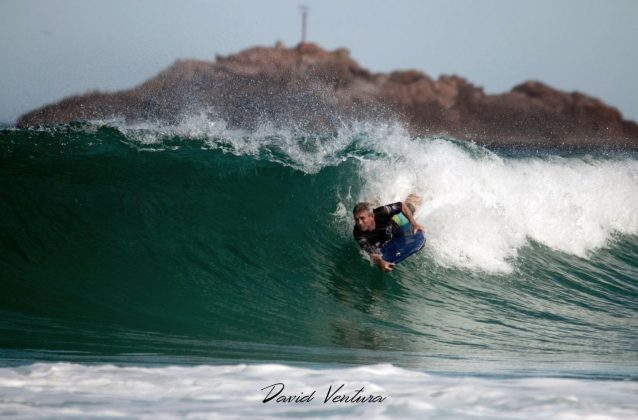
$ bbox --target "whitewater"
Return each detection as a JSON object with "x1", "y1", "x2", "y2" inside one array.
[{"x1": 1, "y1": 117, "x2": 637, "y2": 418}]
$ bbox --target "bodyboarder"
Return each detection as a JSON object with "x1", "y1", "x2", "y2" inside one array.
[{"x1": 352, "y1": 194, "x2": 424, "y2": 272}]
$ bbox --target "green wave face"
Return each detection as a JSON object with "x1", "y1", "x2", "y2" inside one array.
[{"x1": 1, "y1": 122, "x2": 637, "y2": 377}]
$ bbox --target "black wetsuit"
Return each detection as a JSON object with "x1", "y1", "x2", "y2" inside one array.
[{"x1": 353, "y1": 202, "x2": 403, "y2": 254}]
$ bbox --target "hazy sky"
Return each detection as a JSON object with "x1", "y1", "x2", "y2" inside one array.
[{"x1": 1, "y1": 0, "x2": 637, "y2": 124}]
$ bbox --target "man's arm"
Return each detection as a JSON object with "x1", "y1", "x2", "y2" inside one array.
[
  {"x1": 355, "y1": 235, "x2": 395, "y2": 272},
  {"x1": 400, "y1": 201, "x2": 424, "y2": 234},
  {"x1": 370, "y1": 253, "x2": 395, "y2": 272}
]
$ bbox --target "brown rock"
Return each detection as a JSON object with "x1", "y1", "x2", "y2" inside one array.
[{"x1": 17, "y1": 43, "x2": 638, "y2": 149}]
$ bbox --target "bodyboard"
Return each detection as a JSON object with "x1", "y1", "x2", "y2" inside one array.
[{"x1": 380, "y1": 212, "x2": 426, "y2": 264}]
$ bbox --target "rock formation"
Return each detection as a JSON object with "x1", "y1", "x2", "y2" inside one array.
[{"x1": 17, "y1": 43, "x2": 638, "y2": 148}]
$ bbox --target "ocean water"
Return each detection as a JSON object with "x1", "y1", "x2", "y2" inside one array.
[{"x1": 1, "y1": 118, "x2": 637, "y2": 418}]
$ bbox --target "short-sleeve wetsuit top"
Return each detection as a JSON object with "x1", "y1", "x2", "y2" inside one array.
[{"x1": 353, "y1": 202, "x2": 403, "y2": 254}]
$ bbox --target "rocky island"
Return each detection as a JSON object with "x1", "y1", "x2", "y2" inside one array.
[{"x1": 17, "y1": 42, "x2": 638, "y2": 149}]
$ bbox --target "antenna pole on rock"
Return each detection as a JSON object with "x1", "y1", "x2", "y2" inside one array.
[{"x1": 299, "y1": 5, "x2": 309, "y2": 46}]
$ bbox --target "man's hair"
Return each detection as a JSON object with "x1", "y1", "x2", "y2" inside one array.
[{"x1": 352, "y1": 202, "x2": 373, "y2": 215}]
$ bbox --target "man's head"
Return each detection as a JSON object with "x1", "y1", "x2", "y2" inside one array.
[{"x1": 353, "y1": 202, "x2": 375, "y2": 231}]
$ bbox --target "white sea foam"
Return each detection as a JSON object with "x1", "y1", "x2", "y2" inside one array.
[
  {"x1": 352, "y1": 126, "x2": 638, "y2": 273},
  {"x1": 0, "y1": 362, "x2": 636, "y2": 419}
]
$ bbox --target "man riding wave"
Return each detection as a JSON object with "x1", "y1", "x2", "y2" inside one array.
[{"x1": 352, "y1": 194, "x2": 424, "y2": 272}]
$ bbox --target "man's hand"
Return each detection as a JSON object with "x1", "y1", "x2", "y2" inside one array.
[
  {"x1": 372, "y1": 254, "x2": 395, "y2": 272},
  {"x1": 379, "y1": 260, "x2": 395, "y2": 272},
  {"x1": 411, "y1": 223, "x2": 424, "y2": 235}
]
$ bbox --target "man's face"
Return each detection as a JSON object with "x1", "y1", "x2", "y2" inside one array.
[{"x1": 354, "y1": 210, "x2": 375, "y2": 231}]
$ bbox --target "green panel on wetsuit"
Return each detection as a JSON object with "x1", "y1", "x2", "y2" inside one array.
[{"x1": 392, "y1": 212, "x2": 410, "y2": 233}]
